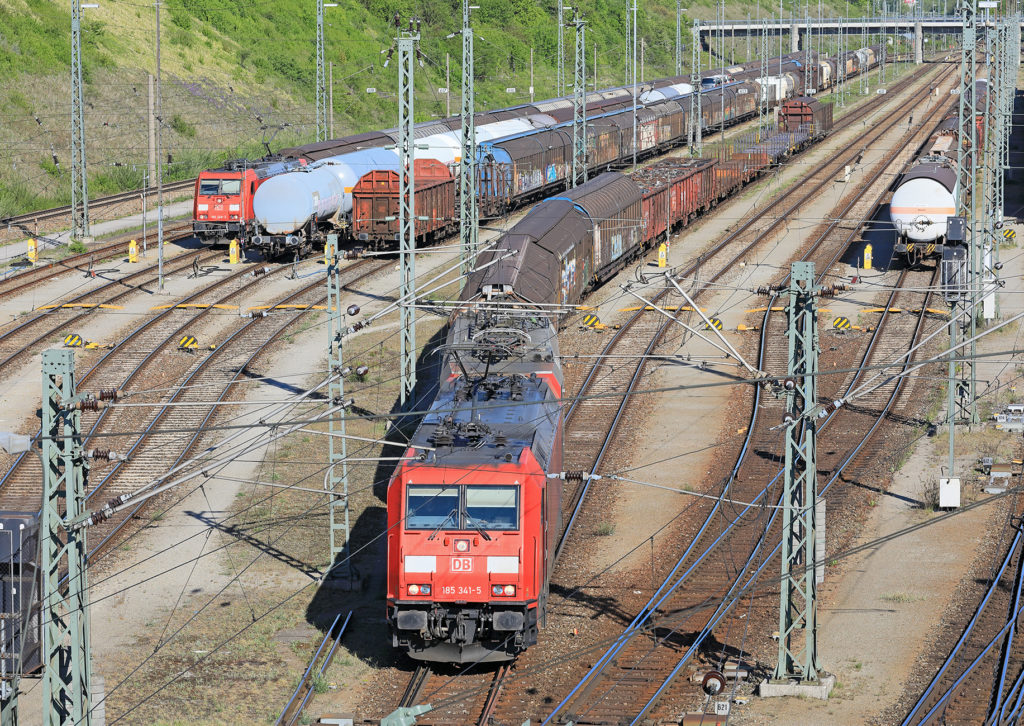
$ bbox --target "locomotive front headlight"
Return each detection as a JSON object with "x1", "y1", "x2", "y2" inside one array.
[
  {"x1": 408, "y1": 584, "x2": 419, "y2": 595},
  {"x1": 503, "y1": 584, "x2": 516, "y2": 596},
  {"x1": 492, "y1": 585, "x2": 503, "y2": 596},
  {"x1": 454, "y1": 539, "x2": 470, "y2": 553}
]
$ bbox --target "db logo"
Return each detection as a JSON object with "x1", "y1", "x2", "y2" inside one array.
[{"x1": 450, "y1": 557, "x2": 473, "y2": 572}]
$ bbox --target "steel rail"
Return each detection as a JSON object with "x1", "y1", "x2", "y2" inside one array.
[
  {"x1": 903, "y1": 523, "x2": 1024, "y2": 725},
  {"x1": 80, "y1": 259, "x2": 381, "y2": 560},
  {"x1": 0, "y1": 260, "x2": 284, "y2": 491},
  {"x1": 991, "y1": 521, "x2": 1024, "y2": 725},
  {"x1": 553, "y1": 61, "x2": 953, "y2": 566},
  {"x1": 277, "y1": 610, "x2": 353, "y2": 726},
  {"x1": 0, "y1": 242, "x2": 216, "y2": 376},
  {"x1": 628, "y1": 264, "x2": 936, "y2": 724},
  {"x1": 544, "y1": 62, "x2": 954, "y2": 720},
  {"x1": 553, "y1": 70, "x2": 953, "y2": 718},
  {"x1": 1, "y1": 179, "x2": 195, "y2": 231},
  {"x1": 0, "y1": 222, "x2": 189, "y2": 298}
]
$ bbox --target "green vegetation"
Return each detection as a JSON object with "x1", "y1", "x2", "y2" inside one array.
[{"x1": 1, "y1": 0, "x2": 884, "y2": 217}]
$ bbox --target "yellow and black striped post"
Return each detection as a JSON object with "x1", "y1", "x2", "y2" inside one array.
[
  {"x1": 704, "y1": 317, "x2": 723, "y2": 331},
  {"x1": 178, "y1": 335, "x2": 199, "y2": 351},
  {"x1": 63, "y1": 334, "x2": 83, "y2": 348},
  {"x1": 581, "y1": 314, "x2": 601, "y2": 328},
  {"x1": 832, "y1": 316, "x2": 852, "y2": 332},
  {"x1": 1003, "y1": 229, "x2": 1016, "y2": 243}
]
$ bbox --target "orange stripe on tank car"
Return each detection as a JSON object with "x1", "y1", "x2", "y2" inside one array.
[{"x1": 890, "y1": 206, "x2": 956, "y2": 214}]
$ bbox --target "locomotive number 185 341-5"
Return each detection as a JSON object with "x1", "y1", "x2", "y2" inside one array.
[{"x1": 440, "y1": 585, "x2": 483, "y2": 596}]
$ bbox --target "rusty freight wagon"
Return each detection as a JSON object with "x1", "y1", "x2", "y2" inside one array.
[{"x1": 351, "y1": 159, "x2": 456, "y2": 247}]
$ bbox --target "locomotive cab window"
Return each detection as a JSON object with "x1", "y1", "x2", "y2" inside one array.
[
  {"x1": 466, "y1": 486, "x2": 518, "y2": 530},
  {"x1": 199, "y1": 179, "x2": 241, "y2": 195},
  {"x1": 405, "y1": 485, "x2": 519, "y2": 531},
  {"x1": 406, "y1": 486, "x2": 459, "y2": 530}
]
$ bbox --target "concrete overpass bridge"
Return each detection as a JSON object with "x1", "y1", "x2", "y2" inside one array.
[{"x1": 696, "y1": 15, "x2": 1015, "y2": 63}]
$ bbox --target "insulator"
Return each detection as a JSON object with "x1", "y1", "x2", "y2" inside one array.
[
  {"x1": 86, "y1": 448, "x2": 122, "y2": 461},
  {"x1": 340, "y1": 366, "x2": 352, "y2": 377},
  {"x1": 564, "y1": 470, "x2": 587, "y2": 482},
  {"x1": 248, "y1": 311, "x2": 268, "y2": 319},
  {"x1": 71, "y1": 399, "x2": 102, "y2": 412},
  {"x1": 782, "y1": 412, "x2": 795, "y2": 425},
  {"x1": 97, "y1": 388, "x2": 122, "y2": 401},
  {"x1": 783, "y1": 377, "x2": 796, "y2": 390},
  {"x1": 347, "y1": 304, "x2": 361, "y2": 317},
  {"x1": 249, "y1": 266, "x2": 271, "y2": 278},
  {"x1": 701, "y1": 671, "x2": 727, "y2": 696},
  {"x1": 355, "y1": 365, "x2": 370, "y2": 377}
]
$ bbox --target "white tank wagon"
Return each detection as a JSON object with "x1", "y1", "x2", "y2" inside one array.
[{"x1": 890, "y1": 159, "x2": 958, "y2": 262}]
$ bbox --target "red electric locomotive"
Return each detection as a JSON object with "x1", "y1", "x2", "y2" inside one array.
[
  {"x1": 386, "y1": 312, "x2": 563, "y2": 663},
  {"x1": 192, "y1": 158, "x2": 304, "y2": 245}
]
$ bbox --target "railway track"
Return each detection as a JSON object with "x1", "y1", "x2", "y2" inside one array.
[
  {"x1": 0, "y1": 239, "x2": 218, "y2": 380},
  {"x1": 60, "y1": 258, "x2": 386, "y2": 563},
  {"x1": 0, "y1": 258, "x2": 294, "y2": 505},
  {"x1": 0, "y1": 222, "x2": 193, "y2": 299},
  {"x1": 366, "y1": 58, "x2": 950, "y2": 724},
  {"x1": 899, "y1": 479, "x2": 1024, "y2": 724},
  {"x1": 277, "y1": 611, "x2": 353, "y2": 726},
  {"x1": 538, "y1": 162, "x2": 944, "y2": 726},
  {"x1": 373, "y1": 60, "x2": 956, "y2": 726},
  {"x1": 0, "y1": 180, "x2": 195, "y2": 237}
]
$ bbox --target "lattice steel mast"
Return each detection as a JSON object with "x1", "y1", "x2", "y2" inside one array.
[
  {"x1": 397, "y1": 17, "x2": 419, "y2": 410},
  {"x1": 689, "y1": 20, "x2": 702, "y2": 156},
  {"x1": 40, "y1": 349, "x2": 92, "y2": 725},
  {"x1": 326, "y1": 238, "x2": 351, "y2": 581},
  {"x1": 570, "y1": 9, "x2": 587, "y2": 187},
  {"x1": 459, "y1": 0, "x2": 478, "y2": 277},
  {"x1": 70, "y1": 0, "x2": 90, "y2": 241},
  {"x1": 316, "y1": 0, "x2": 328, "y2": 142},
  {"x1": 557, "y1": 0, "x2": 565, "y2": 96},
  {"x1": 773, "y1": 261, "x2": 822, "y2": 684}
]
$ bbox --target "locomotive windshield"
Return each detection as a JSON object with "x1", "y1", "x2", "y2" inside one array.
[
  {"x1": 405, "y1": 484, "x2": 519, "y2": 531},
  {"x1": 465, "y1": 486, "x2": 517, "y2": 530},
  {"x1": 406, "y1": 486, "x2": 459, "y2": 529},
  {"x1": 198, "y1": 178, "x2": 242, "y2": 195}
]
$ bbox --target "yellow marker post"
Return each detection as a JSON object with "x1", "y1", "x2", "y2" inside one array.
[
  {"x1": 657, "y1": 243, "x2": 667, "y2": 268},
  {"x1": 128, "y1": 239, "x2": 139, "y2": 263},
  {"x1": 863, "y1": 244, "x2": 873, "y2": 271},
  {"x1": 229, "y1": 240, "x2": 240, "y2": 265},
  {"x1": 27, "y1": 238, "x2": 37, "y2": 265},
  {"x1": 324, "y1": 239, "x2": 335, "y2": 266}
]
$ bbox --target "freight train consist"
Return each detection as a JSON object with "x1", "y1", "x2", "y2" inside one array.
[
  {"x1": 891, "y1": 79, "x2": 989, "y2": 265},
  {"x1": 193, "y1": 47, "x2": 879, "y2": 256},
  {"x1": 385, "y1": 97, "x2": 834, "y2": 663}
]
